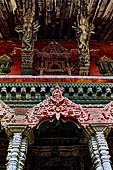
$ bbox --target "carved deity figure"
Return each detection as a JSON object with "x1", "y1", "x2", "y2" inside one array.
[
  {"x1": 0, "y1": 54, "x2": 13, "y2": 75},
  {"x1": 73, "y1": 15, "x2": 94, "y2": 72},
  {"x1": 15, "y1": 0, "x2": 40, "y2": 51}
]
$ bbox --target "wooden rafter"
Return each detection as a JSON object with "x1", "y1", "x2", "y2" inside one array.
[
  {"x1": 0, "y1": 0, "x2": 112, "y2": 41},
  {"x1": 43, "y1": 0, "x2": 47, "y2": 38},
  {"x1": 59, "y1": 0, "x2": 66, "y2": 38},
  {"x1": 67, "y1": 1, "x2": 75, "y2": 39}
]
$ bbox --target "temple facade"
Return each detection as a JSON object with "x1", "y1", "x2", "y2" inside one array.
[{"x1": 0, "y1": 0, "x2": 113, "y2": 170}]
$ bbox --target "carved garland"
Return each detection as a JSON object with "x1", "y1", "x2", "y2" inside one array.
[{"x1": 26, "y1": 85, "x2": 91, "y2": 128}]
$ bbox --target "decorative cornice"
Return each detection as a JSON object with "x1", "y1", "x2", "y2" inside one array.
[{"x1": 0, "y1": 82, "x2": 113, "y2": 107}]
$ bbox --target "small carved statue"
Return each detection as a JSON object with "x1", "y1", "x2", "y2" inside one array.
[
  {"x1": 97, "y1": 55, "x2": 113, "y2": 76},
  {"x1": 0, "y1": 54, "x2": 13, "y2": 75}
]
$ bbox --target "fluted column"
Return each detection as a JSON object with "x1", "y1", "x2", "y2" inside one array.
[
  {"x1": 89, "y1": 136, "x2": 103, "y2": 170},
  {"x1": 95, "y1": 131, "x2": 112, "y2": 170}
]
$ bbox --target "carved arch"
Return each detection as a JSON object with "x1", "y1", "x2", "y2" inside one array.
[
  {"x1": 26, "y1": 85, "x2": 91, "y2": 129},
  {"x1": 0, "y1": 100, "x2": 15, "y2": 128}
]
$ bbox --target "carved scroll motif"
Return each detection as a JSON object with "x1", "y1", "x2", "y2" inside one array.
[{"x1": 26, "y1": 85, "x2": 91, "y2": 128}]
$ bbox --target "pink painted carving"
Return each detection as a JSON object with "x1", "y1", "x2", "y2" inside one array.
[
  {"x1": 26, "y1": 85, "x2": 90, "y2": 128},
  {"x1": 102, "y1": 101, "x2": 113, "y2": 120},
  {"x1": 0, "y1": 100, "x2": 15, "y2": 127}
]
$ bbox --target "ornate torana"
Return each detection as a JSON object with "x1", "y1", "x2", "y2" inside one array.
[
  {"x1": 35, "y1": 42, "x2": 78, "y2": 75},
  {"x1": 26, "y1": 85, "x2": 91, "y2": 128},
  {"x1": 0, "y1": 54, "x2": 13, "y2": 75}
]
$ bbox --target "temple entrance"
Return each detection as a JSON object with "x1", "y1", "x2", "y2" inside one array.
[{"x1": 25, "y1": 120, "x2": 91, "y2": 170}]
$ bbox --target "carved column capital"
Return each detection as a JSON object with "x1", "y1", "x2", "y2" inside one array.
[
  {"x1": 85, "y1": 124, "x2": 111, "y2": 138},
  {"x1": 6, "y1": 125, "x2": 33, "y2": 170},
  {"x1": 5, "y1": 124, "x2": 34, "y2": 145}
]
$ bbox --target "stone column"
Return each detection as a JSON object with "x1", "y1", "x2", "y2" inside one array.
[
  {"x1": 18, "y1": 137, "x2": 28, "y2": 170},
  {"x1": 95, "y1": 131, "x2": 112, "y2": 170},
  {"x1": 6, "y1": 133, "x2": 22, "y2": 170},
  {"x1": 6, "y1": 125, "x2": 33, "y2": 170},
  {"x1": 89, "y1": 136, "x2": 103, "y2": 170}
]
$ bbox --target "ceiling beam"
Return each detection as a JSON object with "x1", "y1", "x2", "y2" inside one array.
[
  {"x1": 43, "y1": 0, "x2": 47, "y2": 38},
  {"x1": 59, "y1": 0, "x2": 66, "y2": 38},
  {"x1": 104, "y1": 22, "x2": 113, "y2": 40},
  {"x1": 67, "y1": 1, "x2": 74, "y2": 39},
  {"x1": 51, "y1": 0, "x2": 56, "y2": 37},
  {"x1": 99, "y1": 10, "x2": 113, "y2": 40}
]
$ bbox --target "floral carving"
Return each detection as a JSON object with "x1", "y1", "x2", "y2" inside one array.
[
  {"x1": 102, "y1": 101, "x2": 113, "y2": 120},
  {"x1": 0, "y1": 100, "x2": 15, "y2": 128},
  {"x1": 26, "y1": 85, "x2": 90, "y2": 128}
]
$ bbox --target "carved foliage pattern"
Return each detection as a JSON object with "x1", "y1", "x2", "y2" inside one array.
[
  {"x1": 0, "y1": 100, "x2": 15, "y2": 127},
  {"x1": 102, "y1": 101, "x2": 113, "y2": 121},
  {"x1": 26, "y1": 85, "x2": 90, "y2": 128}
]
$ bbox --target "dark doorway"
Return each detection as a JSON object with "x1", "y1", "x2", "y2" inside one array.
[{"x1": 25, "y1": 120, "x2": 91, "y2": 170}]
